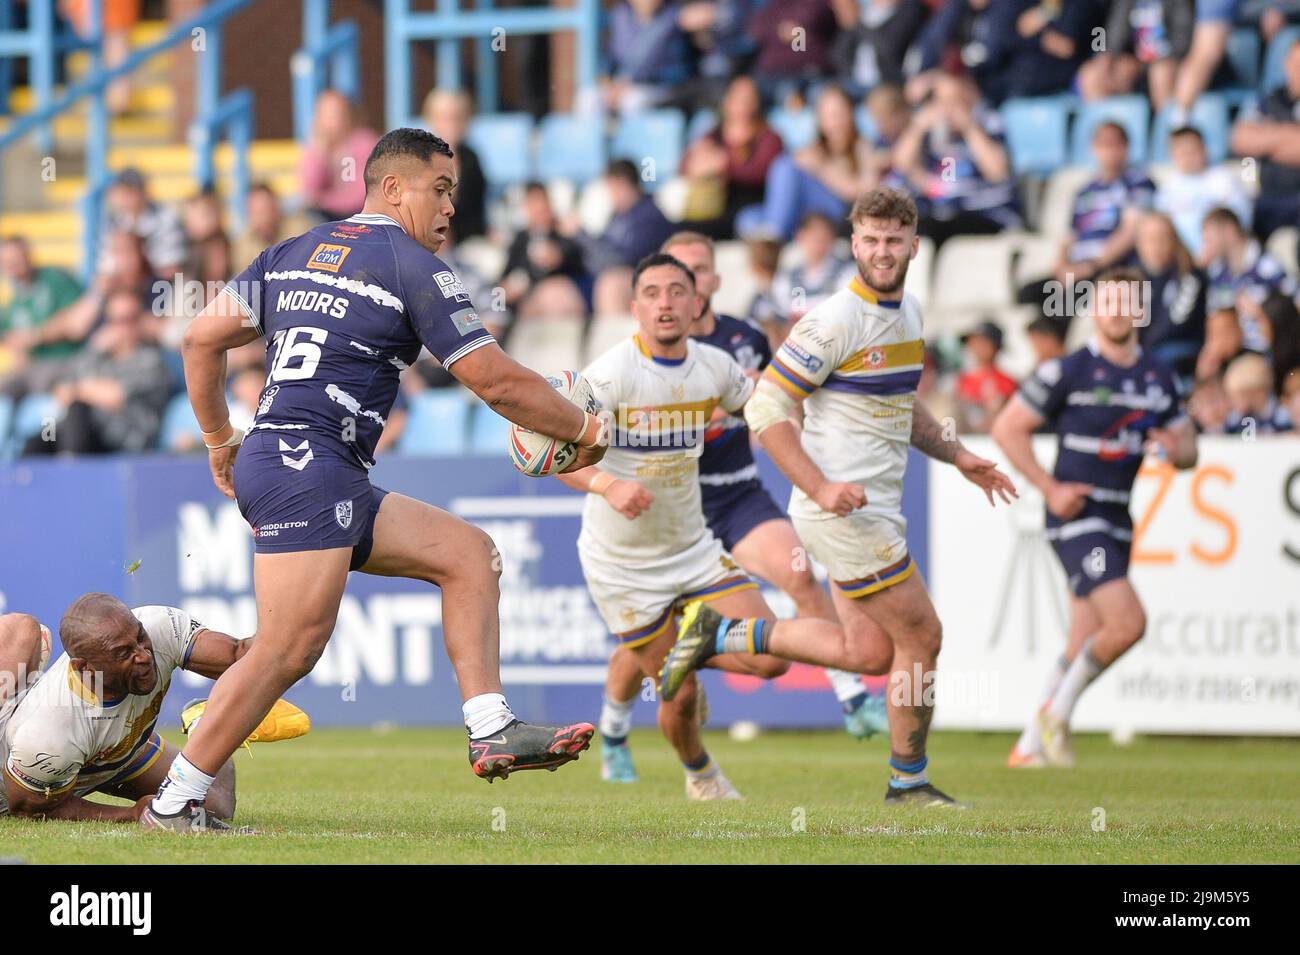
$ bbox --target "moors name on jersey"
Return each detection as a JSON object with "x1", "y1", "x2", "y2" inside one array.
[{"x1": 222, "y1": 213, "x2": 496, "y2": 469}]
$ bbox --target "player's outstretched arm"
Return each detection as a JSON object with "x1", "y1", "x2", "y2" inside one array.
[
  {"x1": 3, "y1": 772, "x2": 148, "y2": 822},
  {"x1": 181, "y1": 627, "x2": 252, "y2": 680},
  {"x1": 182, "y1": 290, "x2": 262, "y2": 499},
  {"x1": 912, "y1": 401, "x2": 1017, "y2": 506},
  {"x1": 450, "y1": 342, "x2": 606, "y2": 472}
]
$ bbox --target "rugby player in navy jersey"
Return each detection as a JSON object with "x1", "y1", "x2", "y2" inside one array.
[
  {"x1": 594, "y1": 232, "x2": 889, "y2": 785},
  {"x1": 993, "y1": 268, "x2": 1198, "y2": 769},
  {"x1": 141, "y1": 129, "x2": 605, "y2": 831}
]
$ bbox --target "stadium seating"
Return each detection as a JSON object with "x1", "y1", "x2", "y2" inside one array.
[
  {"x1": 158, "y1": 392, "x2": 202, "y2": 451},
  {"x1": 766, "y1": 107, "x2": 816, "y2": 151},
  {"x1": 1070, "y1": 96, "x2": 1151, "y2": 167},
  {"x1": 504, "y1": 316, "x2": 585, "y2": 374},
  {"x1": 535, "y1": 113, "x2": 607, "y2": 185},
  {"x1": 583, "y1": 314, "x2": 637, "y2": 365},
  {"x1": 1002, "y1": 96, "x2": 1072, "y2": 175},
  {"x1": 7, "y1": 393, "x2": 57, "y2": 457},
  {"x1": 1261, "y1": 26, "x2": 1300, "y2": 95},
  {"x1": 686, "y1": 109, "x2": 718, "y2": 143},
  {"x1": 468, "y1": 403, "x2": 513, "y2": 453},
  {"x1": 398, "y1": 390, "x2": 470, "y2": 455},
  {"x1": 712, "y1": 240, "x2": 758, "y2": 319},
  {"x1": 0, "y1": 395, "x2": 12, "y2": 461},
  {"x1": 1037, "y1": 165, "x2": 1093, "y2": 237},
  {"x1": 928, "y1": 233, "x2": 1022, "y2": 335},
  {"x1": 465, "y1": 112, "x2": 535, "y2": 191},
  {"x1": 609, "y1": 109, "x2": 686, "y2": 191},
  {"x1": 1267, "y1": 226, "x2": 1299, "y2": 277},
  {"x1": 1226, "y1": 28, "x2": 1262, "y2": 96},
  {"x1": 854, "y1": 105, "x2": 878, "y2": 143},
  {"x1": 904, "y1": 236, "x2": 935, "y2": 313},
  {"x1": 1150, "y1": 94, "x2": 1230, "y2": 164}
]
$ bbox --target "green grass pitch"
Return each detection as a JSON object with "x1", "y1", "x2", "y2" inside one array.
[{"x1": 3, "y1": 728, "x2": 1297, "y2": 863}]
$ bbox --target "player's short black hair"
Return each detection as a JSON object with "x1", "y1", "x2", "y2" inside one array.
[
  {"x1": 363, "y1": 127, "x2": 454, "y2": 192},
  {"x1": 632, "y1": 252, "x2": 695, "y2": 291}
]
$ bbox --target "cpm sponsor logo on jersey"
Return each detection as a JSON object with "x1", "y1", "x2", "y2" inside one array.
[{"x1": 306, "y1": 243, "x2": 352, "y2": 273}]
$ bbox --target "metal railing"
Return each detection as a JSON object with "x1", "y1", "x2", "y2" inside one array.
[
  {"x1": 292, "y1": 0, "x2": 360, "y2": 142},
  {"x1": 382, "y1": 0, "x2": 600, "y2": 130},
  {"x1": 0, "y1": 0, "x2": 257, "y2": 279}
]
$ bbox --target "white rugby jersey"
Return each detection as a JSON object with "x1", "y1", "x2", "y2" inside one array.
[
  {"x1": 3, "y1": 606, "x2": 204, "y2": 802},
  {"x1": 581, "y1": 335, "x2": 754, "y2": 563},
  {"x1": 762, "y1": 275, "x2": 925, "y2": 521}
]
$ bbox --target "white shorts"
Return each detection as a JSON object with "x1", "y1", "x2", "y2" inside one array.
[
  {"x1": 579, "y1": 533, "x2": 756, "y2": 648},
  {"x1": 793, "y1": 510, "x2": 914, "y2": 599}
]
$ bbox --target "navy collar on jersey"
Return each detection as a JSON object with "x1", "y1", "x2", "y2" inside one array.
[{"x1": 634, "y1": 333, "x2": 687, "y2": 365}]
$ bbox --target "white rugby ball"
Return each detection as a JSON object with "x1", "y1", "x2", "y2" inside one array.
[{"x1": 508, "y1": 370, "x2": 599, "y2": 477}]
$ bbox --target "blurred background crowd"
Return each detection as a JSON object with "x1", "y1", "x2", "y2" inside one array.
[{"x1": 2, "y1": 0, "x2": 1299, "y2": 460}]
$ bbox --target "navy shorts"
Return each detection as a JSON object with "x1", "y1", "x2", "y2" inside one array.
[
  {"x1": 701, "y1": 478, "x2": 787, "y2": 552},
  {"x1": 1049, "y1": 526, "x2": 1131, "y2": 598},
  {"x1": 234, "y1": 431, "x2": 389, "y2": 571}
]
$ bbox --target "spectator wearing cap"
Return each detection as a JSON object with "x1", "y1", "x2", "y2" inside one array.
[
  {"x1": 1154, "y1": 126, "x2": 1252, "y2": 258},
  {"x1": 100, "y1": 167, "x2": 185, "y2": 277},
  {"x1": 0, "y1": 236, "x2": 84, "y2": 382},
  {"x1": 1026, "y1": 315, "x2": 1067, "y2": 366},
  {"x1": 300, "y1": 89, "x2": 381, "y2": 220},
  {"x1": 422, "y1": 88, "x2": 488, "y2": 241},
  {"x1": 1200, "y1": 206, "x2": 1295, "y2": 361},
  {"x1": 1076, "y1": 0, "x2": 1194, "y2": 111},
  {"x1": 1231, "y1": 37, "x2": 1300, "y2": 245},
  {"x1": 891, "y1": 73, "x2": 1020, "y2": 249},
  {"x1": 1133, "y1": 211, "x2": 1207, "y2": 383},
  {"x1": 1222, "y1": 352, "x2": 1295, "y2": 434},
  {"x1": 25, "y1": 287, "x2": 171, "y2": 455},
  {"x1": 1018, "y1": 121, "x2": 1155, "y2": 313},
  {"x1": 956, "y1": 319, "x2": 1017, "y2": 433}
]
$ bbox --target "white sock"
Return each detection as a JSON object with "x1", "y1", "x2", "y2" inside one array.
[
  {"x1": 1048, "y1": 640, "x2": 1105, "y2": 723},
  {"x1": 462, "y1": 692, "x2": 515, "y2": 739},
  {"x1": 1016, "y1": 652, "x2": 1070, "y2": 752},
  {"x1": 151, "y1": 754, "x2": 216, "y2": 815},
  {"x1": 599, "y1": 695, "x2": 635, "y2": 743},
  {"x1": 825, "y1": 668, "x2": 865, "y2": 704}
]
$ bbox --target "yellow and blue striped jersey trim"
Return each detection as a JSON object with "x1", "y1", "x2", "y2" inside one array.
[
  {"x1": 679, "y1": 574, "x2": 757, "y2": 605},
  {"x1": 614, "y1": 605, "x2": 676, "y2": 649}
]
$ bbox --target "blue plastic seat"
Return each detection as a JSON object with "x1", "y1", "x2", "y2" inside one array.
[
  {"x1": 10, "y1": 393, "x2": 57, "y2": 454},
  {"x1": 686, "y1": 109, "x2": 718, "y2": 143},
  {"x1": 766, "y1": 107, "x2": 816, "y2": 151},
  {"x1": 1070, "y1": 96, "x2": 1151, "y2": 167},
  {"x1": 1002, "y1": 96, "x2": 1071, "y2": 175},
  {"x1": 1227, "y1": 28, "x2": 1261, "y2": 91},
  {"x1": 465, "y1": 112, "x2": 535, "y2": 190},
  {"x1": 609, "y1": 109, "x2": 686, "y2": 191},
  {"x1": 853, "y1": 104, "x2": 878, "y2": 143},
  {"x1": 1150, "y1": 94, "x2": 1231, "y2": 164},
  {"x1": 398, "y1": 390, "x2": 469, "y2": 455},
  {"x1": 535, "y1": 113, "x2": 607, "y2": 184},
  {"x1": 159, "y1": 392, "x2": 202, "y2": 450},
  {"x1": 468, "y1": 403, "x2": 512, "y2": 454},
  {"x1": 0, "y1": 394, "x2": 13, "y2": 460},
  {"x1": 1261, "y1": 26, "x2": 1300, "y2": 95}
]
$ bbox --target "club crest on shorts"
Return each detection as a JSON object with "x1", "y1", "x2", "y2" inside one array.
[{"x1": 334, "y1": 499, "x2": 353, "y2": 530}]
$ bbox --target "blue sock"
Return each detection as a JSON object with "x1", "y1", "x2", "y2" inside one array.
[
  {"x1": 682, "y1": 751, "x2": 713, "y2": 775},
  {"x1": 602, "y1": 733, "x2": 628, "y2": 747},
  {"x1": 888, "y1": 755, "x2": 929, "y2": 790}
]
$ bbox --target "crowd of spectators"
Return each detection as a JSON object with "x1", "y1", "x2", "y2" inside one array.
[{"x1": 3, "y1": 0, "x2": 1299, "y2": 458}]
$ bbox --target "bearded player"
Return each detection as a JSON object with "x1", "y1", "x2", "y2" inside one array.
[
  {"x1": 1, "y1": 595, "x2": 304, "y2": 828},
  {"x1": 595, "y1": 232, "x2": 888, "y2": 785},
  {"x1": 660, "y1": 189, "x2": 1018, "y2": 807},
  {"x1": 993, "y1": 268, "x2": 1197, "y2": 768},
  {"x1": 142, "y1": 129, "x2": 604, "y2": 832}
]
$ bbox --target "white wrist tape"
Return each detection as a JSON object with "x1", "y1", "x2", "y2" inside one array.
[
  {"x1": 744, "y1": 378, "x2": 797, "y2": 434},
  {"x1": 204, "y1": 427, "x2": 245, "y2": 451}
]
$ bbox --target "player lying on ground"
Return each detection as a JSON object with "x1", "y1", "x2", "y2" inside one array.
[
  {"x1": 993, "y1": 267, "x2": 1197, "y2": 768},
  {"x1": 596, "y1": 232, "x2": 888, "y2": 785},
  {"x1": 0, "y1": 595, "x2": 304, "y2": 827},
  {"x1": 659, "y1": 188, "x2": 1018, "y2": 807},
  {"x1": 146, "y1": 128, "x2": 606, "y2": 833}
]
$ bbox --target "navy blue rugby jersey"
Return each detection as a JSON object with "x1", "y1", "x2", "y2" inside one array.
[
  {"x1": 692, "y1": 312, "x2": 771, "y2": 485},
  {"x1": 1017, "y1": 340, "x2": 1185, "y2": 512},
  {"x1": 222, "y1": 212, "x2": 495, "y2": 467}
]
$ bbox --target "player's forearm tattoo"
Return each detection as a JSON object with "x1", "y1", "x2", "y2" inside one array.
[{"x1": 910, "y1": 404, "x2": 961, "y2": 464}]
